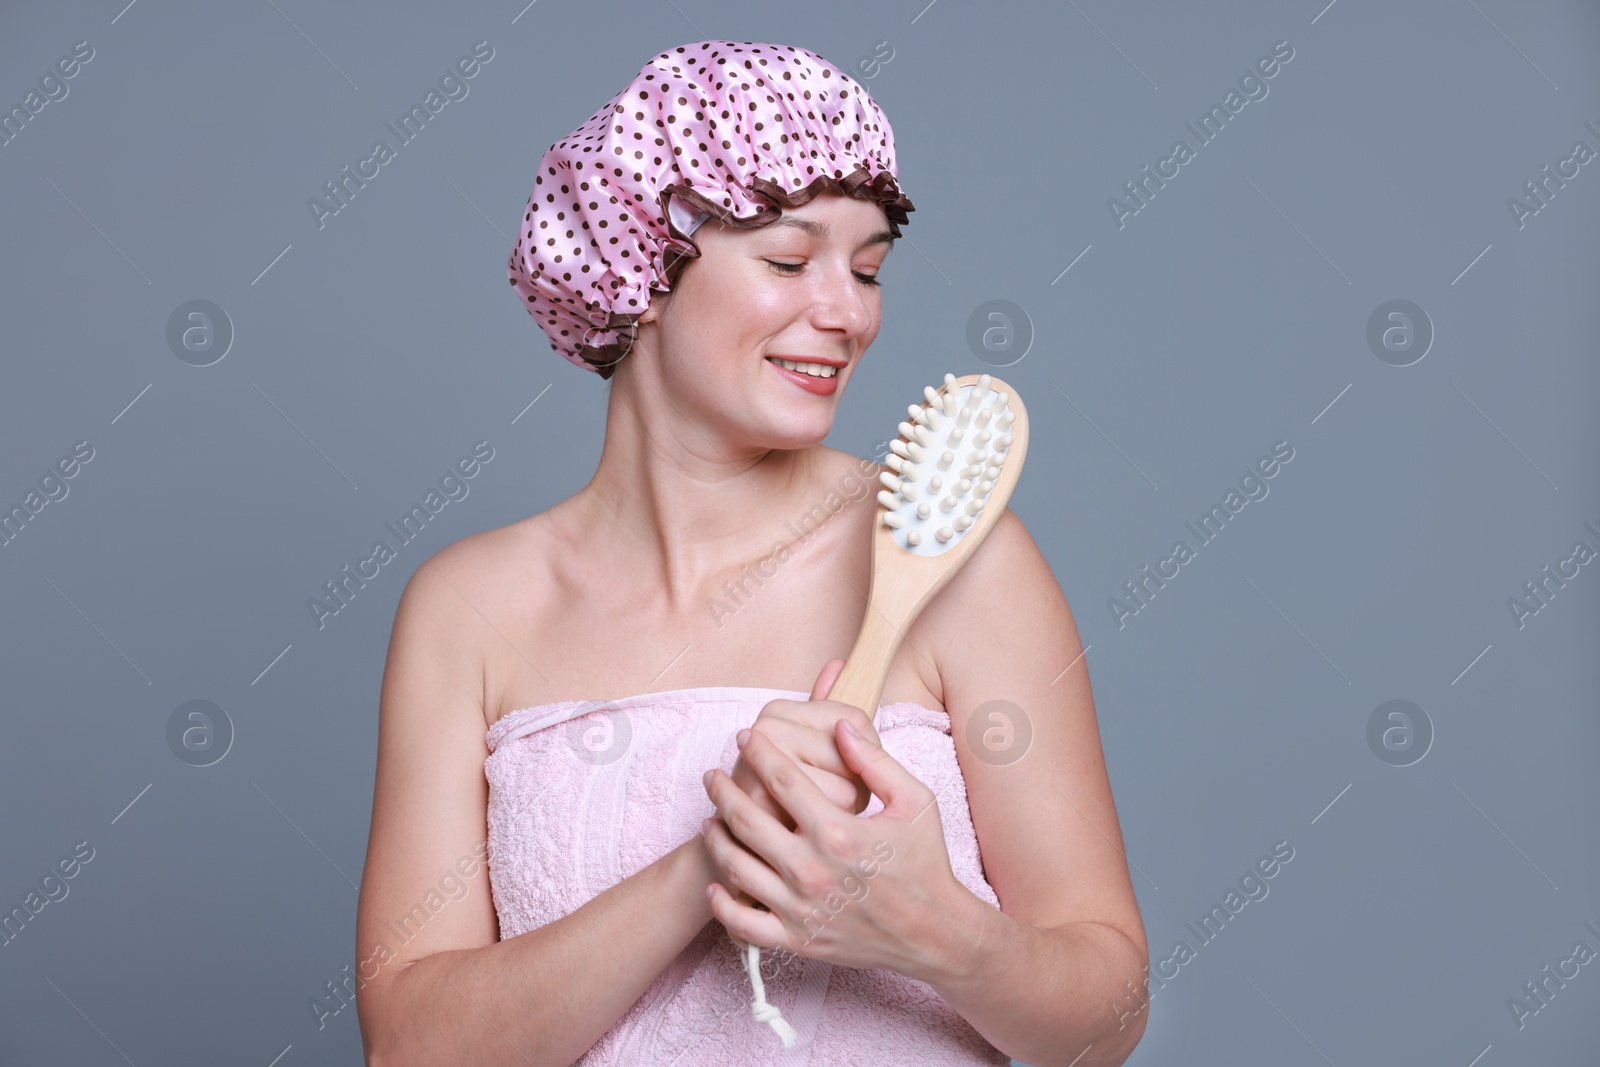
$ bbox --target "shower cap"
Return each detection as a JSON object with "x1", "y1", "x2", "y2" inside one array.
[{"x1": 506, "y1": 39, "x2": 916, "y2": 379}]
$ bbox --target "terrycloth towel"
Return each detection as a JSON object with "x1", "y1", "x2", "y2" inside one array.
[{"x1": 484, "y1": 685, "x2": 1012, "y2": 1066}]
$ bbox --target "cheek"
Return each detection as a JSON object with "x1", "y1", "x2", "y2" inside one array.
[
  {"x1": 711, "y1": 271, "x2": 802, "y2": 336},
  {"x1": 866, "y1": 296, "x2": 885, "y2": 332},
  {"x1": 663, "y1": 275, "x2": 778, "y2": 364},
  {"x1": 856, "y1": 299, "x2": 885, "y2": 346},
  {"x1": 732, "y1": 269, "x2": 796, "y2": 316}
]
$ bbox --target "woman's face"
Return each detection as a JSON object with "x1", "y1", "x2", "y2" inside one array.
[{"x1": 630, "y1": 191, "x2": 896, "y2": 450}]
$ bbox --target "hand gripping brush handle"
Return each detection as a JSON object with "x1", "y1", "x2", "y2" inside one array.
[{"x1": 730, "y1": 372, "x2": 1030, "y2": 1048}]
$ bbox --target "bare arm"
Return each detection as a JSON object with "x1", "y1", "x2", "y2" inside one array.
[
  {"x1": 355, "y1": 545, "x2": 724, "y2": 1066},
  {"x1": 368, "y1": 836, "x2": 721, "y2": 1066},
  {"x1": 914, "y1": 509, "x2": 1151, "y2": 1066},
  {"x1": 918, "y1": 890, "x2": 1149, "y2": 1067}
]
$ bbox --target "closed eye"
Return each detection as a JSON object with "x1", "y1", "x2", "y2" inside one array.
[{"x1": 766, "y1": 260, "x2": 881, "y2": 287}]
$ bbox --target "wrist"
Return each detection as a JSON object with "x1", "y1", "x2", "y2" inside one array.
[
  {"x1": 675, "y1": 833, "x2": 719, "y2": 924},
  {"x1": 910, "y1": 876, "x2": 1003, "y2": 992}
]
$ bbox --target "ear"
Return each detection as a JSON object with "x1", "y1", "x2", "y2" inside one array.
[{"x1": 638, "y1": 287, "x2": 673, "y2": 325}]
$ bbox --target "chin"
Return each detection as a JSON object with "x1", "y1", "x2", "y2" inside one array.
[
  {"x1": 749, "y1": 406, "x2": 834, "y2": 451},
  {"x1": 762, "y1": 421, "x2": 833, "y2": 452}
]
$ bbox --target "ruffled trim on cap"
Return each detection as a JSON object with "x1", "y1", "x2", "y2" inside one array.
[{"x1": 571, "y1": 165, "x2": 915, "y2": 380}]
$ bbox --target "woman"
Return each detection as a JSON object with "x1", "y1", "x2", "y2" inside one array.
[{"x1": 355, "y1": 39, "x2": 1148, "y2": 1066}]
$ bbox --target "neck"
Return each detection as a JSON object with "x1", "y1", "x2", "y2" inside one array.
[{"x1": 574, "y1": 357, "x2": 819, "y2": 611}]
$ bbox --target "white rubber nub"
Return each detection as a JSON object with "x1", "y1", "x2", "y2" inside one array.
[{"x1": 879, "y1": 373, "x2": 1014, "y2": 555}]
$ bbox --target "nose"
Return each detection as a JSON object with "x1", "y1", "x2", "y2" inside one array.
[{"x1": 808, "y1": 262, "x2": 873, "y2": 340}]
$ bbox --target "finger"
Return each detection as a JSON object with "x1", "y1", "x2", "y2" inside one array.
[
  {"x1": 744, "y1": 713, "x2": 870, "y2": 785},
  {"x1": 728, "y1": 887, "x2": 765, "y2": 951},
  {"x1": 736, "y1": 718, "x2": 845, "y2": 777},
  {"x1": 813, "y1": 769, "x2": 869, "y2": 815},
  {"x1": 734, "y1": 726, "x2": 840, "y2": 841},
  {"x1": 701, "y1": 816, "x2": 793, "y2": 916},
  {"x1": 729, "y1": 758, "x2": 787, "y2": 821},
  {"x1": 734, "y1": 765, "x2": 852, "y2": 826},
  {"x1": 748, "y1": 696, "x2": 875, "y2": 787},
  {"x1": 810, "y1": 657, "x2": 846, "y2": 701},
  {"x1": 707, "y1": 881, "x2": 790, "y2": 953},
  {"x1": 704, "y1": 759, "x2": 804, "y2": 878},
  {"x1": 836, "y1": 718, "x2": 934, "y2": 818}
]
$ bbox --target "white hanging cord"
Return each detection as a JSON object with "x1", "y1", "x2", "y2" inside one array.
[{"x1": 742, "y1": 940, "x2": 796, "y2": 1048}]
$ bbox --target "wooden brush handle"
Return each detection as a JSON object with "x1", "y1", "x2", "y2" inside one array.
[
  {"x1": 823, "y1": 372, "x2": 1029, "y2": 725},
  {"x1": 823, "y1": 607, "x2": 896, "y2": 719},
  {"x1": 823, "y1": 550, "x2": 927, "y2": 724}
]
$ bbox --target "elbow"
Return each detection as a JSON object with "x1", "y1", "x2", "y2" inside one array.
[
  {"x1": 1090, "y1": 1004, "x2": 1148, "y2": 1067},
  {"x1": 355, "y1": 967, "x2": 409, "y2": 1067},
  {"x1": 361, "y1": 1019, "x2": 409, "y2": 1067},
  {"x1": 1084, "y1": 926, "x2": 1152, "y2": 1066},
  {"x1": 1106, "y1": 970, "x2": 1153, "y2": 1064},
  {"x1": 358, "y1": 1013, "x2": 392, "y2": 1067},
  {"x1": 357, "y1": 961, "x2": 554, "y2": 1067}
]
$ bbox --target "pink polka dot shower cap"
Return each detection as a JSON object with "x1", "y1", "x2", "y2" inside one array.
[{"x1": 506, "y1": 39, "x2": 915, "y2": 379}]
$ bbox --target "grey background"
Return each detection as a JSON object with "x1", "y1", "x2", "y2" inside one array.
[{"x1": 2, "y1": 0, "x2": 1596, "y2": 1064}]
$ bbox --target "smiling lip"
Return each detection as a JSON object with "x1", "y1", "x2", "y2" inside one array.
[
  {"x1": 767, "y1": 354, "x2": 848, "y2": 368},
  {"x1": 765, "y1": 356, "x2": 840, "y2": 396}
]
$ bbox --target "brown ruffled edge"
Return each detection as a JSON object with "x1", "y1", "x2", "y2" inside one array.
[{"x1": 572, "y1": 165, "x2": 915, "y2": 380}]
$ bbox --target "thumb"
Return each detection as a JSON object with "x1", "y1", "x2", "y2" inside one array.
[
  {"x1": 810, "y1": 657, "x2": 846, "y2": 702},
  {"x1": 836, "y1": 717, "x2": 923, "y2": 815}
]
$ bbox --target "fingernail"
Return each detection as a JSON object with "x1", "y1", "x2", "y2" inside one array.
[
  {"x1": 736, "y1": 728, "x2": 751, "y2": 749},
  {"x1": 701, "y1": 817, "x2": 713, "y2": 836},
  {"x1": 842, "y1": 719, "x2": 862, "y2": 739},
  {"x1": 703, "y1": 768, "x2": 715, "y2": 787}
]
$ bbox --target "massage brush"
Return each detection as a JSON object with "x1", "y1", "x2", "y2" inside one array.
[
  {"x1": 730, "y1": 372, "x2": 1030, "y2": 1048},
  {"x1": 827, "y1": 371, "x2": 1030, "y2": 722}
]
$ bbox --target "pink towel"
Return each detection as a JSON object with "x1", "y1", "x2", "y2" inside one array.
[{"x1": 485, "y1": 685, "x2": 1012, "y2": 1066}]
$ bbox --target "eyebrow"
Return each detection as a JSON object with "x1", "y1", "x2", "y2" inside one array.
[{"x1": 768, "y1": 216, "x2": 895, "y2": 249}]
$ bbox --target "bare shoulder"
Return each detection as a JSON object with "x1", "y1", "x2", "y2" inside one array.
[
  {"x1": 380, "y1": 506, "x2": 565, "y2": 747},
  {"x1": 919, "y1": 506, "x2": 1081, "y2": 676},
  {"x1": 397, "y1": 512, "x2": 554, "y2": 635}
]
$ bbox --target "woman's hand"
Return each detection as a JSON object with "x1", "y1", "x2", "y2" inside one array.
[
  {"x1": 714, "y1": 657, "x2": 875, "y2": 953},
  {"x1": 730, "y1": 658, "x2": 876, "y2": 825},
  {"x1": 700, "y1": 707, "x2": 974, "y2": 980}
]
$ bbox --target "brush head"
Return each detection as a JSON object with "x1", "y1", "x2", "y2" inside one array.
[{"x1": 875, "y1": 373, "x2": 1023, "y2": 556}]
